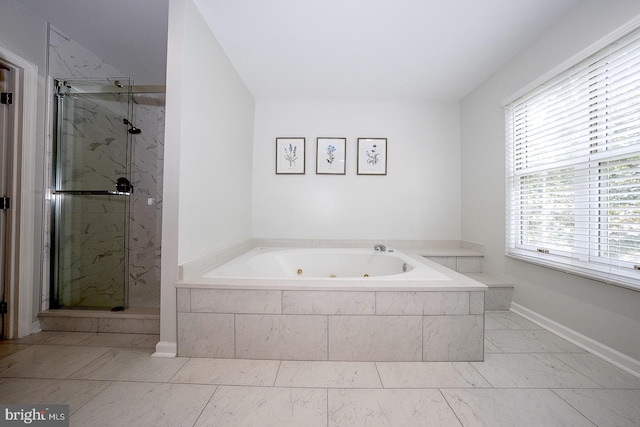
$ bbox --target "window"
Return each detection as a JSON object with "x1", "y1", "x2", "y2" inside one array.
[{"x1": 505, "y1": 26, "x2": 640, "y2": 290}]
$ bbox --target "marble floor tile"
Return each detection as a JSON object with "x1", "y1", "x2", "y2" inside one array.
[
  {"x1": 75, "y1": 333, "x2": 159, "y2": 349},
  {"x1": 10, "y1": 331, "x2": 95, "y2": 345},
  {"x1": 553, "y1": 389, "x2": 640, "y2": 427},
  {"x1": 196, "y1": 386, "x2": 327, "y2": 427},
  {"x1": 3, "y1": 310, "x2": 638, "y2": 427},
  {"x1": 0, "y1": 345, "x2": 110, "y2": 379},
  {"x1": 486, "y1": 329, "x2": 585, "y2": 353},
  {"x1": 484, "y1": 339, "x2": 502, "y2": 354},
  {"x1": 551, "y1": 353, "x2": 640, "y2": 389},
  {"x1": 328, "y1": 389, "x2": 462, "y2": 426},
  {"x1": 471, "y1": 353, "x2": 601, "y2": 388},
  {"x1": 0, "y1": 378, "x2": 110, "y2": 414},
  {"x1": 69, "y1": 348, "x2": 188, "y2": 382},
  {"x1": 486, "y1": 311, "x2": 541, "y2": 329},
  {"x1": 171, "y1": 358, "x2": 280, "y2": 386},
  {"x1": 441, "y1": 388, "x2": 594, "y2": 427},
  {"x1": 484, "y1": 315, "x2": 507, "y2": 330},
  {"x1": 71, "y1": 381, "x2": 216, "y2": 427},
  {"x1": 376, "y1": 361, "x2": 491, "y2": 388},
  {"x1": 275, "y1": 361, "x2": 382, "y2": 388},
  {"x1": 0, "y1": 343, "x2": 30, "y2": 358}
]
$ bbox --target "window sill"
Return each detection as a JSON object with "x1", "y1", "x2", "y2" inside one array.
[{"x1": 505, "y1": 252, "x2": 640, "y2": 293}]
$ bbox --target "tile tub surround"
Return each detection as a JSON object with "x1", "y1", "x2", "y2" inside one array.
[
  {"x1": 177, "y1": 244, "x2": 486, "y2": 361},
  {"x1": 463, "y1": 273, "x2": 514, "y2": 311},
  {"x1": 177, "y1": 288, "x2": 484, "y2": 361}
]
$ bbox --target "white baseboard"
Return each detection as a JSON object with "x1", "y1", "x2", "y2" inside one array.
[
  {"x1": 510, "y1": 302, "x2": 640, "y2": 379},
  {"x1": 152, "y1": 341, "x2": 177, "y2": 358}
]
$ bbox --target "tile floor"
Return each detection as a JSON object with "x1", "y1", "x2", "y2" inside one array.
[{"x1": 1, "y1": 311, "x2": 639, "y2": 426}]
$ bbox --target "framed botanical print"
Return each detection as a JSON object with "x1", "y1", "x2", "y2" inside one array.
[
  {"x1": 276, "y1": 137, "x2": 305, "y2": 174},
  {"x1": 357, "y1": 138, "x2": 387, "y2": 175},
  {"x1": 316, "y1": 137, "x2": 346, "y2": 174}
]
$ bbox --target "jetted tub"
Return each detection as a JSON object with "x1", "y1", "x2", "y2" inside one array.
[
  {"x1": 202, "y1": 247, "x2": 452, "y2": 285},
  {"x1": 177, "y1": 246, "x2": 486, "y2": 362}
]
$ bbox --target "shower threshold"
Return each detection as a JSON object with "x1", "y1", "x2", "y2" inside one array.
[{"x1": 38, "y1": 307, "x2": 159, "y2": 334}]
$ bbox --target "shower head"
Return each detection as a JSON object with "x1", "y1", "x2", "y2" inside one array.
[{"x1": 122, "y1": 118, "x2": 142, "y2": 135}]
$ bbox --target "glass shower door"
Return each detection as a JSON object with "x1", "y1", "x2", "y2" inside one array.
[{"x1": 51, "y1": 78, "x2": 132, "y2": 309}]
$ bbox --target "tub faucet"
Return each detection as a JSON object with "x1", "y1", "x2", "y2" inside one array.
[{"x1": 374, "y1": 244, "x2": 387, "y2": 252}]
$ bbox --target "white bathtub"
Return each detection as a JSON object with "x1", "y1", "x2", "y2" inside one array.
[
  {"x1": 222, "y1": 247, "x2": 416, "y2": 278},
  {"x1": 205, "y1": 247, "x2": 448, "y2": 278},
  {"x1": 177, "y1": 246, "x2": 486, "y2": 361},
  {"x1": 191, "y1": 247, "x2": 482, "y2": 291}
]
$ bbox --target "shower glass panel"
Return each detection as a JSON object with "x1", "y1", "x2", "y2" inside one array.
[{"x1": 51, "y1": 78, "x2": 133, "y2": 309}]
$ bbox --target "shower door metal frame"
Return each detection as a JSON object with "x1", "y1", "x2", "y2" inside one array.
[{"x1": 50, "y1": 78, "x2": 134, "y2": 310}]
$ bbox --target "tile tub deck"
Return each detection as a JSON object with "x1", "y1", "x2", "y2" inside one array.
[{"x1": 177, "y1": 251, "x2": 486, "y2": 361}]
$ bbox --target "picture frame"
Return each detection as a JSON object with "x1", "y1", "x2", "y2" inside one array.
[
  {"x1": 316, "y1": 137, "x2": 346, "y2": 175},
  {"x1": 276, "y1": 137, "x2": 305, "y2": 174},
  {"x1": 357, "y1": 138, "x2": 387, "y2": 175}
]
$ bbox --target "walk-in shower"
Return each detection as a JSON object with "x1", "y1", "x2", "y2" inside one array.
[
  {"x1": 51, "y1": 78, "x2": 135, "y2": 310},
  {"x1": 48, "y1": 77, "x2": 165, "y2": 313}
]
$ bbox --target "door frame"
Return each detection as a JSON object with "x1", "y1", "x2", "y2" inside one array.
[{"x1": 0, "y1": 46, "x2": 39, "y2": 339}]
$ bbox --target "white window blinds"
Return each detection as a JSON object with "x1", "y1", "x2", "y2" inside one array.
[{"x1": 505, "y1": 26, "x2": 640, "y2": 290}]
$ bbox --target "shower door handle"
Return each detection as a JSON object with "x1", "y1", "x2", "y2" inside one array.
[
  {"x1": 115, "y1": 177, "x2": 133, "y2": 193},
  {"x1": 52, "y1": 190, "x2": 132, "y2": 196}
]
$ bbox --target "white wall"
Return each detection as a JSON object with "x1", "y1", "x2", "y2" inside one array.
[
  {"x1": 461, "y1": 0, "x2": 640, "y2": 361},
  {"x1": 0, "y1": 0, "x2": 48, "y2": 328},
  {"x1": 252, "y1": 101, "x2": 461, "y2": 240},
  {"x1": 176, "y1": 0, "x2": 255, "y2": 264},
  {"x1": 160, "y1": 0, "x2": 254, "y2": 353},
  {"x1": 0, "y1": 1, "x2": 47, "y2": 66}
]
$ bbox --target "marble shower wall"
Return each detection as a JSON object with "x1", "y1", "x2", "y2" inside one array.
[
  {"x1": 44, "y1": 26, "x2": 163, "y2": 309},
  {"x1": 129, "y1": 94, "x2": 164, "y2": 307}
]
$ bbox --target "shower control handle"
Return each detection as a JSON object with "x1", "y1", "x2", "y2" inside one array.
[{"x1": 116, "y1": 177, "x2": 133, "y2": 193}]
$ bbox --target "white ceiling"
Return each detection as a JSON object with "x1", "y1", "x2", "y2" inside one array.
[
  {"x1": 193, "y1": 0, "x2": 579, "y2": 101},
  {"x1": 16, "y1": 0, "x2": 170, "y2": 85},
  {"x1": 18, "y1": 0, "x2": 580, "y2": 101}
]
